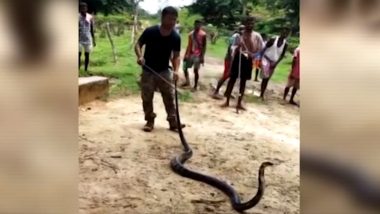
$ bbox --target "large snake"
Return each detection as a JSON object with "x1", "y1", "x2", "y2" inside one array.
[{"x1": 170, "y1": 80, "x2": 274, "y2": 212}]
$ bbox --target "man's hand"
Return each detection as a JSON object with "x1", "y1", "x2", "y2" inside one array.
[
  {"x1": 200, "y1": 56, "x2": 204, "y2": 65},
  {"x1": 137, "y1": 57, "x2": 145, "y2": 66},
  {"x1": 173, "y1": 71, "x2": 179, "y2": 82}
]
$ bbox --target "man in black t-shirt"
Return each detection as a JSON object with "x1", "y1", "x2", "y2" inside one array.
[{"x1": 134, "y1": 6, "x2": 184, "y2": 132}]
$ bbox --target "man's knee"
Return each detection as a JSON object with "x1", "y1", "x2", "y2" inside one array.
[
  {"x1": 141, "y1": 82, "x2": 155, "y2": 101},
  {"x1": 162, "y1": 90, "x2": 174, "y2": 103},
  {"x1": 141, "y1": 72, "x2": 155, "y2": 92},
  {"x1": 194, "y1": 63, "x2": 201, "y2": 71},
  {"x1": 229, "y1": 76, "x2": 237, "y2": 83},
  {"x1": 141, "y1": 88, "x2": 154, "y2": 101},
  {"x1": 160, "y1": 84, "x2": 175, "y2": 103}
]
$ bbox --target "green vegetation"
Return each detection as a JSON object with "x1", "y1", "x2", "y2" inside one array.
[
  {"x1": 271, "y1": 54, "x2": 292, "y2": 83},
  {"x1": 245, "y1": 94, "x2": 264, "y2": 104},
  {"x1": 179, "y1": 90, "x2": 193, "y2": 102},
  {"x1": 187, "y1": 0, "x2": 299, "y2": 36},
  {"x1": 80, "y1": 0, "x2": 299, "y2": 97},
  {"x1": 79, "y1": 33, "x2": 140, "y2": 96}
]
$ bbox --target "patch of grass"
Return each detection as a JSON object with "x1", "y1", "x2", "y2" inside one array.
[
  {"x1": 79, "y1": 32, "x2": 141, "y2": 94},
  {"x1": 180, "y1": 33, "x2": 228, "y2": 59},
  {"x1": 206, "y1": 37, "x2": 229, "y2": 59},
  {"x1": 78, "y1": 68, "x2": 89, "y2": 77},
  {"x1": 271, "y1": 53, "x2": 292, "y2": 83},
  {"x1": 178, "y1": 90, "x2": 193, "y2": 102},
  {"x1": 245, "y1": 94, "x2": 264, "y2": 104}
]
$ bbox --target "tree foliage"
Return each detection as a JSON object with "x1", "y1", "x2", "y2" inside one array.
[
  {"x1": 262, "y1": 0, "x2": 299, "y2": 35},
  {"x1": 187, "y1": 0, "x2": 299, "y2": 36},
  {"x1": 80, "y1": 0, "x2": 135, "y2": 15},
  {"x1": 187, "y1": 0, "x2": 243, "y2": 31}
]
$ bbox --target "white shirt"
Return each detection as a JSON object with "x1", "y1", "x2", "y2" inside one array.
[
  {"x1": 79, "y1": 13, "x2": 93, "y2": 45},
  {"x1": 264, "y1": 36, "x2": 286, "y2": 62}
]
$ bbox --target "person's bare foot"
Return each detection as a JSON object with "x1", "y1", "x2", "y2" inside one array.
[
  {"x1": 221, "y1": 102, "x2": 229, "y2": 108},
  {"x1": 226, "y1": 94, "x2": 236, "y2": 99},
  {"x1": 211, "y1": 93, "x2": 223, "y2": 100},
  {"x1": 289, "y1": 100, "x2": 299, "y2": 107},
  {"x1": 236, "y1": 104, "x2": 247, "y2": 111},
  {"x1": 180, "y1": 82, "x2": 190, "y2": 88}
]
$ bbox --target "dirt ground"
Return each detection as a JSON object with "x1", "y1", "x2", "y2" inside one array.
[{"x1": 79, "y1": 56, "x2": 300, "y2": 214}]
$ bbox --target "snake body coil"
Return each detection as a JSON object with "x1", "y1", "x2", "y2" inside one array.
[{"x1": 170, "y1": 81, "x2": 273, "y2": 212}]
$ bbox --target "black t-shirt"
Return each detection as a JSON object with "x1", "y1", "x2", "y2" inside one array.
[{"x1": 138, "y1": 25, "x2": 181, "y2": 72}]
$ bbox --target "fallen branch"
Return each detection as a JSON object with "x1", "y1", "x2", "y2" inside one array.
[
  {"x1": 111, "y1": 155, "x2": 122, "y2": 158},
  {"x1": 79, "y1": 135, "x2": 98, "y2": 144},
  {"x1": 101, "y1": 159, "x2": 119, "y2": 174},
  {"x1": 191, "y1": 199, "x2": 226, "y2": 204}
]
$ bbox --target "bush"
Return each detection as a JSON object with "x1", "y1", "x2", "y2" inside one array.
[
  {"x1": 94, "y1": 13, "x2": 136, "y2": 38},
  {"x1": 94, "y1": 13, "x2": 133, "y2": 27},
  {"x1": 287, "y1": 37, "x2": 299, "y2": 53},
  {"x1": 178, "y1": 8, "x2": 203, "y2": 33}
]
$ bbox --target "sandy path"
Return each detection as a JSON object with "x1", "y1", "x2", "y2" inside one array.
[{"x1": 79, "y1": 55, "x2": 300, "y2": 214}]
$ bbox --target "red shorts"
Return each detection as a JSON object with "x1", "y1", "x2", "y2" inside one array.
[
  {"x1": 223, "y1": 58, "x2": 231, "y2": 79},
  {"x1": 254, "y1": 59, "x2": 261, "y2": 69}
]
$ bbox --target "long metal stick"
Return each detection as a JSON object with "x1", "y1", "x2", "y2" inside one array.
[
  {"x1": 236, "y1": 47, "x2": 242, "y2": 114},
  {"x1": 142, "y1": 64, "x2": 182, "y2": 94}
]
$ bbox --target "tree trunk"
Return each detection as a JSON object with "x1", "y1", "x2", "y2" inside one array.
[
  {"x1": 106, "y1": 22, "x2": 117, "y2": 63},
  {"x1": 241, "y1": 0, "x2": 247, "y2": 16},
  {"x1": 131, "y1": 6, "x2": 139, "y2": 45}
]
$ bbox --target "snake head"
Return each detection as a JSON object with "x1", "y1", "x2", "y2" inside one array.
[
  {"x1": 266, "y1": 158, "x2": 287, "y2": 166},
  {"x1": 258, "y1": 162, "x2": 274, "y2": 178},
  {"x1": 261, "y1": 161, "x2": 274, "y2": 168}
]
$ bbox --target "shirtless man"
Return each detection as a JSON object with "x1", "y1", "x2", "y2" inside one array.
[
  {"x1": 211, "y1": 25, "x2": 245, "y2": 99},
  {"x1": 284, "y1": 46, "x2": 300, "y2": 106},
  {"x1": 222, "y1": 17, "x2": 264, "y2": 110},
  {"x1": 182, "y1": 20, "x2": 207, "y2": 91}
]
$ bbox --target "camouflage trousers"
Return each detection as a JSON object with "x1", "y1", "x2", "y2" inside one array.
[{"x1": 140, "y1": 69, "x2": 176, "y2": 124}]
